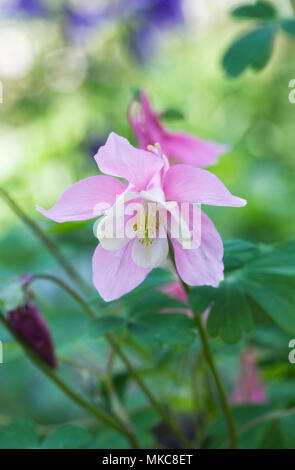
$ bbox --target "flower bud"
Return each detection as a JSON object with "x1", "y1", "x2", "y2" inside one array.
[{"x1": 8, "y1": 303, "x2": 57, "y2": 369}]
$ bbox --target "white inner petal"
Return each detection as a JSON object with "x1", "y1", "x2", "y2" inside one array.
[
  {"x1": 132, "y1": 236, "x2": 169, "y2": 269},
  {"x1": 96, "y1": 212, "x2": 134, "y2": 251}
]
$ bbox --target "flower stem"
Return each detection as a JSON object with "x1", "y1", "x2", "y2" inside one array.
[
  {"x1": 290, "y1": 0, "x2": 295, "y2": 15},
  {"x1": 168, "y1": 241, "x2": 237, "y2": 449},
  {"x1": 184, "y1": 285, "x2": 237, "y2": 448},
  {"x1": 106, "y1": 334, "x2": 194, "y2": 449},
  {"x1": 193, "y1": 313, "x2": 237, "y2": 449},
  {"x1": 29, "y1": 274, "x2": 194, "y2": 449},
  {"x1": 0, "y1": 311, "x2": 139, "y2": 449},
  {"x1": 1, "y1": 190, "x2": 192, "y2": 446},
  {"x1": 0, "y1": 188, "x2": 92, "y2": 296},
  {"x1": 30, "y1": 273, "x2": 96, "y2": 320}
]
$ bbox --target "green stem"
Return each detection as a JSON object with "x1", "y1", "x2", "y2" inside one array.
[
  {"x1": 0, "y1": 188, "x2": 92, "y2": 296},
  {"x1": 105, "y1": 348, "x2": 133, "y2": 429},
  {"x1": 29, "y1": 274, "x2": 194, "y2": 449},
  {"x1": 0, "y1": 311, "x2": 139, "y2": 448},
  {"x1": 106, "y1": 334, "x2": 194, "y2": 449},
  {"x1": 168, "y1": 241, "x2": 237, "y2": 449},
  {"x1": 1, "y1": 191, "x2": 191, "y2": 446},
  {"x1": 193, "y1": 314, "x2": 237, "y2": 449},
  {"x1": 30, "y1": 273, "x2": 96, "y2": 320},
  {"x1": 290, "y1": 0, "x2": 295, "y2": 15}
]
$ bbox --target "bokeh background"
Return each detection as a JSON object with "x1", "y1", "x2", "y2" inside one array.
[{"x1": 1, "y1": 0, "x2": 295, "y2": 449}]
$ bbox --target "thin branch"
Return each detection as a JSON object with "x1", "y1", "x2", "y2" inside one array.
[
  {"x1": 0, "y1": 311, "x2": 139, "y2": 448},
  {"x1": 0, "y1": 188, "x2": 92, "y2": 296}
]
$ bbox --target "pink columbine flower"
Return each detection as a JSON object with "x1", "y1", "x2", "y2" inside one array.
[
  {"x1": 230, "y1": 349, "x2": 267, "y2": 405},
  {"x1": 37, "y1": 132, "x2": 246, "y2": 302},
  {"x1": 128, "y1": 91, "x2": 229, "y2": 167}
]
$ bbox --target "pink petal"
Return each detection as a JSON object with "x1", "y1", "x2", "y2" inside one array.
[
  {"x1": 160, "y1": 131, "x2": 229, "y2": 167},
  {"x1": 92, "y1": 241, "x2": 151, "y2": 301},
  {"x1": 36, "y1": 176, "x2": 126, "y2": 223},
  {"x1": 171, "y1": 212, "x2": 224, "y2": 287},
  {"x1": 94, "y1": 132, "x2": 163, "y2": 190},
  {"x1": 163, "y1": 165, "x2": 247, "y2": 207},
  {"x1": 128, "y1": 91, "x2": 164, "y2": 149},
  {"x1": 129, "y1": 91, "x2": 228, "y2": 167}
]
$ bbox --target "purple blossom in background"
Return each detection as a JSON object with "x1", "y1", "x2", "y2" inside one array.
[
  {"x1": 3, "y1": 0, "x2": 48, "y2": 17},
  {"x1": 8, "y1": 303, "x2": 57, "y2": 369},
  {"x1": 64, "y1": 3, "x2": 108, "y2": 44},
  {"x1": 2, "y1": 0, "x2": 184, "y2": 60},
  {"x1": 125, "y1": 0, "x2": 184, "y2": 61},
  {"x1": 134, "y1": 0, "x2": 184, "y2": 26}
]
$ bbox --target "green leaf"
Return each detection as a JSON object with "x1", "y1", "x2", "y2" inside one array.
[
  {"x1": 123, "y1": 268, "x2": 173, "y2": 300},
  {"x1": 190, "y1": 238, "x2": 295, "y2": 343},
  {"x1": 188, "y1": 286, "x2": 215, "y2": 315},
  {"x1": 206, "y1": 280, "x2": 254, "y2": 344},
  {"x1": 231, "y1": 1, "x2": 277, "y2": 20},
  {"x1": 279, "y1": 414, "x2": 295, "y2": 449},
  {"x1": 280, "y1": 19, "x2": 295, "y2": 37},
  {"x1": 131, "y1": 409, "x2": 160, "y2": 448},
  {"x1": 89, "y1": 430, "x2": 129, "y2": 449},
  {"x1": 162, "y1": 108, "x2": 184, "y2": 121},
  {"x1": 87, "y1": 316, "x2": 126, "y2": 338},
  {"x1": 209, "y1": 405, "x2": 271, "y2": 449},
  {"x1": 224, "y1": 239, "x2": 258, "y2": 271},
  {"x1": 42, "y1": 425, "x2": 91, "y2": 449},
  {"x1": 222, "y1": 24, "x2": 277, "y2": 77},
  {"x1": 128, "y1": 313, "x2": 195, "y2": 348},
  {"x1": 124, "y1": 289, "x2": 186, "y2": 318},
  {"x1": 0, "y1": 419, "x2": 38, "y2": 449}
]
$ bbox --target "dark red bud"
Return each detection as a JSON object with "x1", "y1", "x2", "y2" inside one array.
[{"x1": 8, "y1": 304, "x2": 57, "y2": 369}]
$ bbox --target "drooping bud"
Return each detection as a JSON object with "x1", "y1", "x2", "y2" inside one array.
[{"x1": 8, "y1": 303, "x2": 57, "y2": 369}]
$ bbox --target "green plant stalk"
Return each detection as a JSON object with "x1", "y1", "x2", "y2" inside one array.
[
  {"x1": 0, "y1": 311, "x2": 139, "y2": 449},
  {"x1": 168, "y1": 242, "x2": 237, "y2": 449},
  {"x1": 106, "y1": 333, "x2": 194, "y2": 449},
  {"x1": 30, "y1": 273, "x2": 194, "y2": 449},
  {"x1": 0, "y1": 188, "x2": 92, "y2": 296},
  {"x1": 1, "y1": 191, "x2": 192, "y2": 446},
  {"x1": 105, "y1": 348, "x2": 135, "y2": 431},
  {"x1": 193, "y1": 313, "x2": 237, "y2": 449},
  {"x1": 28, "y1": 273, "x2": 96, "y2": 319},
  {"x1": 290, "y1": 0, "x2": 295, "y2": 15}
]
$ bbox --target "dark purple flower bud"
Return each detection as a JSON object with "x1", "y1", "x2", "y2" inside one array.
[{"x1": 8, "y1": 304, "x2": 57, "y2": 369}]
